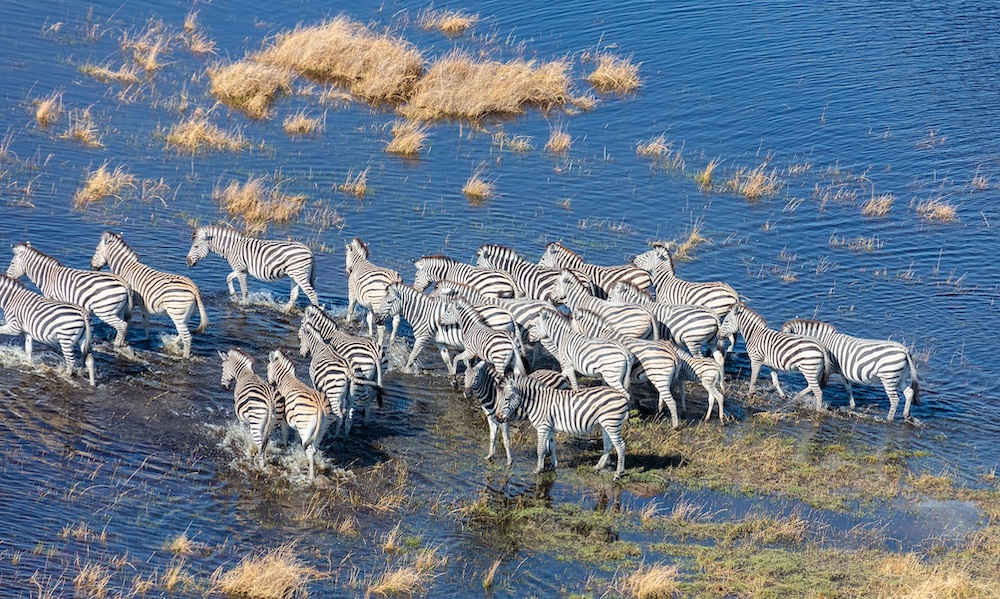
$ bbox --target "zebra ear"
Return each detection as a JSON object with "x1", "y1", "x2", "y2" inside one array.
[{"x1": 218, "y1": 350, "x2": 227, "y2": 361}]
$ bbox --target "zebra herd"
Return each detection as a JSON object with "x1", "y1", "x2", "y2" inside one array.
[{"x1": 0, "y1": 227, "x2": 921, "y2": 482}]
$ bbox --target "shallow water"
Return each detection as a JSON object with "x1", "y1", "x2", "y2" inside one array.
[{"x1": 1, "y1": 0, "x2": 998, "y2": 595}]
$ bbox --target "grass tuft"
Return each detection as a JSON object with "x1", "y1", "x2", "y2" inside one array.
[
  {"x1": 482, "y1": 559, "x2": 502, "y2": 591},
  {"x1": 61, "y1": 108, "x2": 102, "y2": 147},
  {"x1": 215, "y1": 176, "x2": 307, "y2": 234},
  {"x1": 282, "y1": 110, "x2": 323, "y2": 136},
  {"x1": 695, "y1": 158, "x2": 722, "y2": 191},
  {"x1": 74, "y1": 562, "x2": 112, "y2": 598},
  {"x1": 386, "y1": 120, "x2": 427, "y2": 157},
  {"x1": 916, "y1": 197, "x2": 958, "y2": 222},
  {"x1": 74, "y1": 162, "x2": 137, "y2": 208},
  {"x1": 545, "y1": 124, "x2": 571, "y2": 154},
  {"x1": 636, "y1": 134, "x2": 685, "y2": 170},
  {"x1": 862, "y1": 193, "x2": 894, "y2": 217},
  {"x1": 214, "y1": 544, "x2": 317, "y2": 599},
  {"x1": 79, "y1": 63, "x2": 142, "y2": 85},
  {"x1": 367, "y1": 566, "x2": 425, "y2": 597},
  {"x1": 726, "y1": 164, "x2": 783, "y2": 201},
  {"x1": 493, "y1": 131, "x2": 533, "y2": 153},
  {"x1": 164, "y1": 532, "x2": 197, "y2": 556},
  {"x1": 208, "y1": 60, "x2": 293, "y2": 119},
  {"x1": 33, "y1": 92, "x2": 63, "y2": 128},
  {"x1": 183, "y1": 11, "x2": 216, "y2": 55},
  {"x1": 420, "y1": 9, "x2": 478, "y2": 35},
  {"x1": 462, "y1": 168, "x2": 494, "y2": 201},
  {"x1": 672, "y1": 223, "x2": 707, "y2": 260},
  {"x1": 617, "y1": 563, "x2": 679, "y2": 599},
  {"x1": 338, "y1": 168, "x2": 369, "y2": 198},
  {"x1": 120, "y1": 21, "x2": 171, "y2": 73},
  {"x1": 586, "y1": 53, "x2": 641, "y2": 92},
  {"x1": 164, "y1": 110, "x2": 248, "y2": 152}
]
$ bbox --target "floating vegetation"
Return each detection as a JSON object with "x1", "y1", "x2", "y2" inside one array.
[
  {"x1": 164, "y1": 110, "x2": 248, "y2": 152},
  {"x1": 208, "y1": 60, "x2": 294, "y2": 119},
  {"x1": 401, "y1": 50, "x2": 570, "y2": 121},
  {"x1": 215, "y1": 176, "x2": 307, "y2": 234},
  {"x1": 861, "y1": 193, "x2": 894, "y2": 217},
  {"x1": 32, "y1": 92, "x2": 63, "y2": 128},
  {"x1": 916, "y1": 197, "x2": 958, "y2": 222},
  {"x1": 419, "y1": 9, "x2": 479, "y2": 36},
  {"x1": 586, "y1": 53, "x2": 641, "y2": 92},
  {"x1": 74, "y1": 162, "x2": 137, "y2": 208},
  {"x1": 726, "y1": 163, "x2": 783, "y2": 201},
  {"x1": 338, "y1": 168, "x2": 369, "y2": 198},
  {"x1": 385, "y1": 120, "x2": 427, "y2": 157},
  {"x1": 282, "y1": 110, "x2": 323, "y2": 136},
  {"x1": 545, "y1": 124, "x2": 571, "y2": 154},
  {"x1": 212, "y1": 544, "x2": 317, "y2": 599},
  {"x1": 462, "y1": 168, "x2": 494, "y2": 201}
]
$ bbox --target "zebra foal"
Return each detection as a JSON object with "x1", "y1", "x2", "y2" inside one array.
[
  {"x1": 781, "y1": 319, "x2": 919, "y2": 421},
  {"x1": 187, "y1": 225, "x2": 318, "y2": 311},
  {"x1": 267, "y1": 349, "x2": 330, "y2": 482},
  {"x1": 0, "y1": 274, "x2": 95, "y2": 386},
  {"x1": 8, "y1": 242, "x2": 132, "y2": 347},
  {"x1": 219, "y1": 348, "x2": 279, "y2": 468},
  {"x1": 538, "y1": 241, "x2": 653, "y2": 299},
  {"x1": 91, "y1": 232, "x2": 208, "y2": 358},
  {"x1": 345, "y1": 238, "x2": 402, "y2": 347}
]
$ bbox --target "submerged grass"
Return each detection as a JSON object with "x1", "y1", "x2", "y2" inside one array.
[
  {"x1": 164, "y1": 110, "x2": 248, "y2": 152},
  {"x1": 916, "y1": 197, "x2": 958, "y2": 222},
  {"x1": 215, "y1": 176, "x2": 307, "y2": 234},
  {"x1": 61, "y1": 108, "x2": 102, "y2": 147},
  {"x1": 367, "y1": 566, "x2": 425, "y2": 597},
  {"x1": 862, "y1": 193, "x2": 894, "y2": 217},
  {"x1": 74, "y1": 162, "x2": 137, "y2": 208},
  {"x1": 726, "y1": 164, "x2": 783, "y2": 201},
  {"x1": 695, "y1": 158, "x2": 721, "y2": 191},
  {"x1": 338, "y1": 168, "x2": 369, "y2": 198},
  {"x1": 462, "y1": 168, "x2": 494, "y2": 201},
  {"x1": 282, "y1": 110, "x2": 323, "y2": 136},
  {"x1": 587, "y1": 53, "x2": 641, "y2": 92},
  {"x1": 419, "y1": 9, "x2": 478, "y2": 35},
  {"x1": 32, "y1": 91, "x2": 63, "y2": 128},
  {"x1": 213, "y1": 544, "x2": 318, "y2": 598},
  {"x1": 545, "y1": 124, "x2": 572, "y2": 153},
  {"x1": 208, "y1": 60, "x2": 294, "y2": 119},
  {"x1": 79, "y1": 63, "x2": 142, "y2": 85},
  {"x1": 385, "y1": 120, "x2": 427, "y2": 157}
]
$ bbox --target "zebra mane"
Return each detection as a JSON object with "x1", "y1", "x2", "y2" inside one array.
[
  {"x1": 0, "y1": 274, "x2": 30, "y2": 292},
  {"x1": 548, "y1": 242, "x2": 582, "y2": 262},
  {"x1": 13, "y1": 242, "x2": 63, "y2": 267},
  {"x1": 228, "y1": 347, "x2": 255, "y2": 365},
  {"x1": 350, "y1": 237, "x2": 370, "y2": 257},
  {"x1": 419, "y1": 254, "x2": 453, "y2": 261},
  {"x1": 194, "y1": 224, "x2": 238, "y2": 240},
  {"x1": 479, "y1": 243, "x2": 524, "y2": 261}
]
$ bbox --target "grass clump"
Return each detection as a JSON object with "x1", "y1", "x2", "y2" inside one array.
[
  {"x1": 164, "y1": 110, "x2": 248, "y2": 152},
  {"x1": 420, "y1": 9, "x2": 478, "y2": 35},
  {"x1": 617, "y1": 563, "x2": 679, "y2": 599},
  {"x1": 338, "y1": 168, "x2": 369, "y2": 198},
  {"x1": 79, "y1": 63, "x2": 142, "y2": 85},
  {"x1": 916, "y1": 197, "x2": 958, "y2": 222},
  {"x1": 368, "y1": 566, "x2": 425, "y2": 597},
  {"x1": 401, "y1": 50, "x2": 570, "y2": 121},
  {"x1": 257, "y1": 17, "x2": 424, "y2": 104},
  {"x1": 33, "y1": 92, "x2": 63, "y2": 128},
  {"x1": 282, "y1": 110, "x2": 323, "y2": 136},
  {"x1": 636, "y1": 134, "x2": 685, "y2": 170},
  {"x1": 545, "y1": 124, "x2": 571, "y2": 154},
  {"x1": 183, "y1": 11, "x2": 216, "y2": 55},
  {"x1": 862, "y1": 193, "x2": 894, "y2": 217},
  {"x1": 671, "y1": 223, "x2": 707, "y2": 260},
  {"x1": 215, "y1": 176, "x2": 307, "y2": 234},
  {"x1": 726, "y1": 164, "x2": 783, "y2": 201},
  {"x1": 121, "y1": 21, "x2": 171, "y2": 73},
  {"x1": 61, "y1": 108, "x2": 102, "y2": 147},
  {"x1": 164, "y1": 532, "x2": 197, "y2": 556},
  {"x1": 482, "y1": 559, "x2": 502, "y2": 591},
  {"x1": 829, "y1": 233, "x2": 883, "y2": 253},
  {"x1": 74, "y1": 163, "x2": 137, "y2": 208},
  {"x1": 586, "y1": 53, "x2": 641, "y2": 92},
  {"x1": 462, "y1": 169, "x2": 494, "y2": 201},
  {"x1": 695, "y1": 158, "x2": 722, "y2": 191},
  {"x1": 385, "y1": 120, "x2": 427, "y2": 157},
  {"x1": 492, "y1": 131, "x2": 533, "y2": 153},
  {"x1": 208, "y1": 59, "x2": 293, "y2": 119},
  {"x1": 74, "y1": 562, "x2": 112, "y2": 598},
  {"x1": 214, "y1": 544, "x2": 317, "y2": 599}
]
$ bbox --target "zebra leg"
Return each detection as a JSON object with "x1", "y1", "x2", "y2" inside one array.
[
  {"x1": 100, "y1": 310, "x2": 130, "y2": 348},
  {"x1": 236, "y1": 272, "x2": 249, "y2": 304},
  {"x1": 747, "y1": 361, "x2": 761, "y2": 398},
  {"x1": 486, "y1": 417, "x2": 500, "y2": 461},
  {"x1": 561, "y1": 363, "x2": 580, "y2": 390},
  {"x1": 882, "y1": 379, "x2": 901, "y2": 421},
  {"x1": 85, "y1": 353, "x2": 95, "y2": 387},
  {"x1": 225, "y1": 271, "x2": 239, "y2": 301},
  {"x1": 58, "y1": 337, "x2": 76, "y2": 379},
  {"x1": 843, "y1": 379, "x2": 856, "y2": 410},
  {"x1": 548, "y1": 429, "x2": 557, "y2": 471},
  {"x1": 500, "y1": 421, "x2": 513, "y2": 466},
  {"x1": 345, "y1": 293, "x2": 357, "y2": 323},
  {"x1": 902, "y1": 379, "x2": 915, "y2": 420},
  {"x1": 404, "y1": 336, "x2": 431, "y2": 373},
  {"x1": 595, "y1": 427, "x2": 613, "y2": 471},
  {"x1": 770, "y1": 371, "x2": 788, "y2": 398},
  {"x1": 23, "y1": 335, "x2": 33, "y2": 365},
  {"x1": 534, "y1": 426, "x2": 550, "y2": 474},
  {"x1": 388, "y1": 314, "x2": 400, "y2": 347},
  {"x1": 169, "y1": 316, "x2": 194, "y2": 358},
  {"x1": 658, "y1": 385, "x2": 679, "y2": 430},
  {"x1": 283, "y1": 281, "x2": 300, "y2": 313}
]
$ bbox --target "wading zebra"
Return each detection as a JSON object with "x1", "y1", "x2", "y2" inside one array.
[
  {"x1": 475, "y1": 243, "x2": 594, "y2": 301},
  {"x1": 631, "y1": 244, "x2": 739, "y2": 349},
  {"x1": 570, "y1": 308, "x2": 682, "y2": 428},
  {"x1": 267, "y1": 349, "x2": 330, "y2": 482},
  {"x1": 345, "y1": 238, "x2": 402, "y2": 347},
  {"x1": 91, "y1": 232, "x2": 208, "y2": 358},
  {"x1": 538, "y1": 242, "x2": 653, "y2": 299},
  {"x1": 8, "y1": 242, "x2": 132, "y2": 347},
  {"x1": 438, "y1": 298, "x2": 526, "y2": 376},
  {"x1": 376, "y1": 282, "x2": 465, "y2": 374},
  {"x1": 463, "y1": 362, "x2": 570, "y2": 464},
  {"x1": 527, "y1": 309, "x2": 633, "y2": 397},
  {"x1": 721, "y1": 303, "x2": 829, "y2": 410},
  {"x1": 551, "y1": 269, "x2": 658, "y2": 340},
  {"x1": 186, "y1": 225, "x2": 318, "y2": 311},
  {"x1": 496, "y1": 375, "x2": 629, "y2": 479},
  {"x1": 413, "y1": 255, "x2": 517, "y2": 298},
  {"x1": 219, "y1": 348, "x2": 279, "y2": 468},
  {"x1": 609, "y1": 282, "x2": 724, "y2": 365},
  {"x1": 781, "y1": 319, "x2": 920, "y2": 421},
  {"x1": 0, "y1": 274, "x2": 95, "y2": 386},
  {"x1": 299, "y1": 322, "x2": 378, "y2": 438},
  {"x1": 674, "y1": 348, "x2": 727, "y2": 423}
]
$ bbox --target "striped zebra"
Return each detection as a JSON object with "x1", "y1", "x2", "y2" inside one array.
[
  {"x1": 527, "y1": 309, "x2": 633, "y2": 397},
  {"x1": 538, "y1": 241, "x2": 653, "y2": 299},
  {"x1": 630, "y1": 244, "x2": 739, "y2": 350},
  {"x1": 720, "y1": 303, "x2": 829, "y2": 409},
  {"x1": 375, "y1": 282, "x2": 465, "y2": 374},
  {"x1": 475, "y1": 243, "x2": 595, "y2": 301},
  {"x1": 570, "y1": 308, "x2": 682, "y2": 428},
  {"x1": 674, "y1": 348, "x2": 727, "y2": 424},
  {"x1": 266, "y1": 349, "x2": 330, "y2": 482},
  {"x1": 413, "y1": 255, "x2": 517, "y2": 298},
  {"x1": 186, "y1": 225, "x2": 318, "y2": 311},
  {"x1": 8, "y1": 242, "x2": 132, "y2": 348},
  {"x1": 609, "y1": 282, "x2": 724, "y2": 365},
  {"x1": 219, "y1": 348, "x2": 279, "y2": 468},
  {"x1": 463, "y1": 362, "x2": 570, "y2": 464},
  {"x1": 299, "y1": 322, "x2": 378, "y2": 438},
  {"x1": 551, "y1": 269, "x2": 658, "y2": 340},
  {"x1": 345, "y1": 238, "x2": 402, "y2": 347},
  {"x1": 438, "y1": 298, "x2": 526, "y2": 376},
  {"x1": 495, "y1": 375, "x2": 629, "y2": 479},
  {"x1": 0, "y1": 274, "x2": 96, "y2": 386},
  {"x1": 781, "y1": 319, "x2": 920, "y2": 421},
  {"x1": 91, "y1": 232, "x2": 208, "y2": 358}
]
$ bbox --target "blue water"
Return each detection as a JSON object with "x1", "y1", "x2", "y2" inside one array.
[{"x1": 0, "y1": 0, "x2": 998, "y2": 595}]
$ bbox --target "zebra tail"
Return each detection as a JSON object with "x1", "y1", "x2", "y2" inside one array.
[
  {"x1": 820, "y1": 349, "x2": 832, "y2": 388},
  {"x1": 907, "y1": 352, "x2": 921, "y2": 405},
  {"x1": 623, "y1": 350, "x2": 634, "y2": 392},
  {"x1": 193, "y1": 287, "x2": 209, "y2": 334},
  {"x1": 81, "y1": 312, "x2": 93, "y2": 359}
]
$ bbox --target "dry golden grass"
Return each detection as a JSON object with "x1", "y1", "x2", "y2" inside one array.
[
  {"x1": 381, "y1": 523, "x2": 404, "y2": 553},
  {"x1": 337, "y1": 516, "x2": 360, "y2": 536},
  {"x1": 462, "y1": 169, "x2": 494, "y2": 201},
  {"x1": 862, "y1": 193, "x2": 894, "y2": 217},
  {"x1": 164, "y1": 532, "x2": 196, "y2": 556},
  {"x1": 367, "y1": 566, "x2": 425, "y2": 597},
  {"x1": 420, "y1": 9, "x2": 479, "y2": 35},
  {"x1": 165, "y1": 111, "x2": 248, "y2": 152},
  {"x1": 401, "y1": 50, "x2": 570, "y2": 121},
  {"x1": 618, "y1": 564, "x2": 680, "y2": 599},
  {"x1": 338, "y1": 168, "x2": 369, "y2": 198},
  {"x1": 726, "y1": 164, "x2": 782, "y2": 201},
  {"x1": 482, "y1": 559, "x2": 502, "y2": 591},
  {"x1": 587, "y1": 53, "x2": 641, "y2": 92},
  {"x1": 916, "y1": 197, "x2": 958, "y2": 222},
  {"x1": 257, "y1": 17, "x2": 424, "y2": 104},
  {"x1": 121, "y1": 22, "x2": 170, "y2": 73},
  {"x1": 62, "y1": 108, "x2": 102, "y2": 146},
  {"x1": 79, "y1": 63, "x2": 142, "y2": 85},
  {"x1": 160, "y1": 560, "x2": 195, "y2": 592},
  {"x1": 829, "y1": 233, "x2": 883, "y2": 253},
  {"x1": 214, "y1": 544, "x2": 317, "y2": 599},
  {"x1": 33, "y1": 92, "x2": 63, "y2": 128},
  {"x1": 215, "y1": 177, "x2": 307, "y2": 234},
  {"x1": 877, "y1": 554, "x2": 991, "y2": 599},
  {"x1": 74, "y1": 163, "x2": 137, "y2": 208},
  {"x1": 282, "y1": 110, "x2": 323, "y2": 135},
  {"x1": 386, "y1": 120, "x2": 427, "y2": 157},
  {"x1": 696, "y1": 158, "x2": 722, "y2": 191},
  {"x1": 636, "y1": 134, "x2": 670, "y2": 160},
  {"x1": 672, "y1": 223, "x2": 706, "y2": 260},
  {"x1": 183, "y1": 10, "x2": 198, "y2": 34},
  {"x1": 208, "y1": 60, "x2": 294, "y2": 119},
  {"x1": 545, "y1": 124, "x2": 571, "y2": 153},
  {"x1": 74, "y1": 562, "x2": 112, "y2": 598},
  {"x1": 970, "y1": 168, "x2": 990, "y2": 191},
  {"x1": 183, "y1": 11, "x2": 216, "y2": 55},
  {"x1": 492, "y1": 132, "x2": 533, "y2": 153}
]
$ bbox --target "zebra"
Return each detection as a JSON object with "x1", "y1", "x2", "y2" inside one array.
[
  {"x1": 345, "y1": 238, "x2": 402, "y2": 347},
  {"x1": 720, "y1": 303, "x2": 829, "y2": 410},
  {"x1": 0, "y1": 274, "x2": 96, "y2": 386},
  {"x1": 91, "y1": 232, "x2": 208, "y2": 358},
  {"x1": 219, "y1": 348, "x2": 279, "y2": 468},
  {"x1": 475, "y1": 243, "x2": 595, "y2": 301},
  {"x1": 495, "y1": 375, "x2": 629, "y2": 479},
  {"x1": 266, "y1": 349, "x2": 330, "y2": 482},
  {"x1": 570, "y1": 308, "x2": 682, "y2": 429},
  {"x1": 412, "y1": 254, "x2": 517, "y2": 298},
  {"x1": 186, "y1": 225, "x2": 318, "y2": 311},
  {"x1": 375, "y1": 282, "x2": 466, "y2": 374},
  {"x1": 538, "y1": 241, "x2": 653, "y2": 299},
  {"x1": 608, "y1": 281, "x2": 724, "y2": 365},
  {"x1": 299, "y1": 322, "x2": 378, "y2": 438},
  {"x1": 463, "y1": 362, "x2": 570, "y2": 465},
  {"x1": 674, "y1": 348, "x2": 727, "y2": 424},
  {"x1": 437, "y1": 298, "x2": 526, "y2": 376},
  {"x1": 551, "y1": 269, "x2": 658, "y2": 340},
  {"x1": 781, "y1": 319, "x2": 920, "y2": 421},
  {"x1": 630, "y1": 244, "x2": 739, "y2": 350},
  {"x1": 526, "y1": 308, "x2": 633, "y2": 397},
  {"x1": 8, "y1": 242, "x2": 132, "y2": 347}
]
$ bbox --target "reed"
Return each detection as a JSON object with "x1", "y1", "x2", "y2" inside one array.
[
  {"x1": 367, "y1": 566, "x2": 425, "y2": 597},
  {"x1": 74, "y1": 163, "x2": 137, "y2": 208},
  {"x1": 861, "y1": 193, "x2": 894, "y2": 217},
  {"x1": 164, "y1": 532, "x2": 196, "y2": 556},
  {"x1": 183, "y1": 11, "x2": 215, "y2": 55},
  {"x1": 74, "y1": 562, "x2": 112, "y2": 598},
  {"x1": 215, "y1": 176, "x2": 307, "y2": 233},
  {"x1": 79, "y1": 63, "x2": 141, "y2": 85},
  {"x1": 282, "y1": 110, "x2": 323, "y2": 135},
  {"x1": 493, "y1": 132, "x2": 533, "y2": 153},
  {"x1": 586, "y1": 53, "x2": 641, "y2": 92},
  {"x1": 214, "y1": 544, "x2": 317, "y2": 599},
  {"x1": 545, "y1": 124, "x2": 571, "y2": 153},
  {"x1": 617, "y1": 564, "x2": 679, "y2": 599},
  {"x1": 121, "y1": 21, "x2": 170, "y2": 73},
  {"x1": 386, "y1": 120, "x2": 427, "y2": 157},
  {"x1": 420, "y1": 9, "x2": 478, "y2": 35},
  {"x1": 339, "y1": 168, "x2": 369, "y2": 198},
  {"x1": 672, "y1": 223, "x2": 706, "y2": 260},
  {"x1": 636, "y1": 134, "x2": 670, "y2": 160},
  {"x1": 208, "y1": 59, "x2": 294, "y2": 119},
  {"x1": 726, "y1": 164, "x2": 782, "y2": 201},
  {"x1": 482, "y1": 559, "x2": 502, "y2": 591},
  {"x1": 164, "y1": 110, "x2": 248, "y2": 152},
  {"x1": 916, "y1": 197, "x2": 957, "y2": 222},
  {"x1": 33, "y1": 92, "x2": 63, "y2": 128}
]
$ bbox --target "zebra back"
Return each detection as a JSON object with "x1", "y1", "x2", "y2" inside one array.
[
  {"x1": 727, "y1": 304, "x2": 830, "y2": 386},
  {"x1": 413, "y1": 255, "x2": 516, "y2": 298},
  {"x1": 476, "y1": 243, "x2": 594, "y2": 301},
  {"x1": 302, "y1": 305, "x2": 383, "y2": 387},
  {"x1": 219, "y1": 348, "x2": 278, "y2": 460},
  {"x1": 189, "y1": 225, "x2": 316, "y2": 285},
  {"x1": 496, "y1": 375, "x2": 630, "y2": 434},
  {"x1": 539, "y1": 242, "x2": 653, "y2": 298},
  {"x1": 631, "y1": 245, "x2": 738, "y2": 317},
  {"x1": 552, "y1": 269, "x2": 657, "y2": 340},
  {"x1": 346, "y1": 237, "x2": 402, "y2": 310}
]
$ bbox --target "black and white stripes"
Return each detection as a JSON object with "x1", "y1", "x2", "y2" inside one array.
[
  {"x1": 220, "y1": 348, "x2": 279, "y2": 468},
  {"x1": 345, "y1": 237, "x2": 403, "y2": 347}
]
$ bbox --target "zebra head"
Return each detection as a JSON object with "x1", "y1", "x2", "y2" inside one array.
[
  {"x1": 6, "y1": 242, "x2": 30, "y2": 279},
  {"x1": 438, "y1": 299, "x2": 462, "y2": 327},
  {"x1": 538, "y1": 243, "x2": 561, "y2": 269},
  {"x1": 719, "y1": 304, "x2": 742, "y2": 339},
  {"x1": 345, "y1": 238, "x2": 369, "y2": 274},
  {"x1": 495, "y1": 377, "x2": 524, "y2": 423},
  {"x1": 220, "y1": 348, "x2": 250, "y2": 389},
  {"x1": 186, "y1": 227, "x2": 212, "y2": 267},
  {"x1": 91, "y1": 232, "x2": 115, "y2": 271},
  {"x1": 266, "y1": 349, "x2": 293, "y2": 386},
  {"x1": 526, "y1": 310, "x2": 554, "y2": 343},
  {"x1": 463, "y1": 361, "x2": 491, "y2": 403},
  {"x1": 411, "y1": 257, "x2": 433, "y2": 292},
  {"x1": 551, "y1": 269, "x2": 586, "y2": 305},
  {"x1": 376, "y1": 284, "x2": 402, "y2": 322}
]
